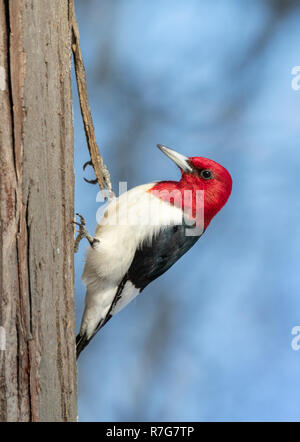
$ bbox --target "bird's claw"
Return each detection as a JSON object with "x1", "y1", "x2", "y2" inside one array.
[
  {"x1": 82, "y1": 160, "x2": 114, "y2": 202},
  {"x1": 83, "y1": 160, "x2": 98, "y2": 185},
  {"x1": 73, "y1": 213, "x2": 99, "y2": 253}
]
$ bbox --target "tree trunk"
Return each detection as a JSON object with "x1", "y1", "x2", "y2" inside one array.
[{"x1": 0, "y1": 0, "x2": 77, "y2": 422}]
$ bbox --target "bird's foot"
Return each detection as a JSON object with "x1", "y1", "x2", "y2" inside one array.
[{"x1": 73, "y1": 213, "x2": 99, "y2": 252}]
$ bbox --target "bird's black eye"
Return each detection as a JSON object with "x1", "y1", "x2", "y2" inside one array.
[{"x1": 200, "y1": 169, "x2": 213, "y2": 180}]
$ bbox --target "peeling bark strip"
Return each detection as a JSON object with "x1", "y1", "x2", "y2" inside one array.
[{"x1": 0, "y1": 0, "x2": 77, "y2": 421}]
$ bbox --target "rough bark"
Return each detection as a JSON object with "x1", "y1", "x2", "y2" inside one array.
[{"x1": 0, "y1": 0, "x2": 77, "y2": 422}]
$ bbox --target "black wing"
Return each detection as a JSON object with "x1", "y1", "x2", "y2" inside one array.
[{"x1": 128, "y1": 223, "x2": 202, "y2": 291}]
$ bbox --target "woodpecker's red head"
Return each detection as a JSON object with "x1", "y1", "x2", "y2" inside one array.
[{"x1": 151, "y1": 144, "x2": 232, "y2": 230}]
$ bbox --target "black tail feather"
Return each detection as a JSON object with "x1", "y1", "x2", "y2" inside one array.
[
  {"x1": 76, "y1": 316, "x2": 113, "y2": 359},
  {"x1": 76, "y1": 333, "x2": 91, "y2": 359}
]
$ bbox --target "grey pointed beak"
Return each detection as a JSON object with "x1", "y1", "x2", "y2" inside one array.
[{"x1": 157, "y1": 144, "x2": 193, "y2": 173}]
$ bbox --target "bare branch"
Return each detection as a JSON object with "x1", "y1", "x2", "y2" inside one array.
[{"x1": 70, "y1": 0, "x2": 112, "y2": 197}]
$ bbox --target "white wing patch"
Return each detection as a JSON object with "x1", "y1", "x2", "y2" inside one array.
[{"x1": 111, "y1": 281, "x2": 140, "y2": 315}]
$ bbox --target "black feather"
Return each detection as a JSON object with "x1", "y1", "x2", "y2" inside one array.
[
  {"x1": 76, "y1": 333, "x2": 90, "y2": 359},
  {"x1": 128, "y1": 223, "x2": 201, "y2": 290}
]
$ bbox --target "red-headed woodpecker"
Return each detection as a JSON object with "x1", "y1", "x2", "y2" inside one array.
[{"x1": 76, "y1": 144, "x2": 232, "y2": 357}]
